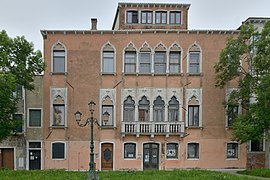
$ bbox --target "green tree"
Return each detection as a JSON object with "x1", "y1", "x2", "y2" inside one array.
[
  {"x1": 0, "y1": 30, "x2": 44, "y2": 141},
  {"x1": 214, "y1": 21, "x2": 270, "y2": 167}
]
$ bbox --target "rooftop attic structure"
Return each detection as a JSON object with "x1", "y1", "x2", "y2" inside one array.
[{"x1": 112, "y1": 2, "x2": 190, "y2": 30}]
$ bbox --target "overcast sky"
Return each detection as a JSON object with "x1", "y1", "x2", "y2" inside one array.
[{"x1": 1, "y1": 0, "x2": 270, "y2": 51}]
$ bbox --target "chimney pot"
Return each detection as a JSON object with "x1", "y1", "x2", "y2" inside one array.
[{"x1": 91, "y1": 18, "x2": 97, "y2": 30}]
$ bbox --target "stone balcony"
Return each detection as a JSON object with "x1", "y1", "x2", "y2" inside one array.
[{"x1": 121, "y1": 121, "x2": 184, "y2": 137}]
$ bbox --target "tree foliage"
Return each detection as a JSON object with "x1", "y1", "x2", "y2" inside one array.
[
  {"x1": 0, "y1": 30, "x2": 44, "y2": 141},
  {"x1": 214, "y1": 21, "x2": 270, "y2": 143}
]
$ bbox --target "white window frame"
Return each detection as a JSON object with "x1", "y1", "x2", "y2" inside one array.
[
  {"x1": 166, "y1": 142, "x2": 180, "y2": 160},
  {"x1": 123, "y1": 142, "x2": 137, "y2": 160},
  {"x1": 169, "y1": 10, "x2": 182, "y2": 25},
  {"x1": 27, "y1": 108, "x2": 43, "y2": 128},
  {"x1": 187, "y1": 142, "x2": 200, "y2": 160},
  {"x1": 226, "y1": 142, "x2": 239, "y2": 160},
  {"x1": 100, "y1": 42, "x2": 116, "y2": 74},
  {"x1": 51, "y1": 41, "x2": 67, "y2": 74},
  {"x1": 51, "y1": 141, "x2": 66, "y2": 160},
  {"x1": 185, "y1": 89, "x2": 203, "y2": 128},
  {"x1": 248, "y1": 139, "x2": 265, "y2": 152},
  {"x1": 100, "y1": 89, "x2": 116, "y2": 127},
  {"x1": 187, "y1": 43, "x2": 202, "y2": 74},
  {"x1": 50, "y1": 88, "x2": 67, "y2": 128}
]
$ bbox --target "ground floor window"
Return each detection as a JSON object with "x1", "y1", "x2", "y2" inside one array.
[
  {"x1": 250, "y1": 140, "x2": 264, "y2": 152},
  {"x1": 227, "y1": 143, "x2": 238, "y2": 159},
  {"x1": 166, "y1": 143, "x2": 178, "y2": 159},
  {"x1": 52, "y1": 142, "x2": 65, "y2": 160},
  {"x1": 124, "y1": 143, "x2": 136, "y2": 159},
  {"x1": 187, "y1": 143, "x2": 199, "y2": 159}
]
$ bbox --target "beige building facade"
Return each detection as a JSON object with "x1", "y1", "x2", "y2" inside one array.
[{"x1": 40, "y1": 2, "x2": 251, "y2": 171}]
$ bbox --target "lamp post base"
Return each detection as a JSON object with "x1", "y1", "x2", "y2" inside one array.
[{"x1": 85, "y1": 171, "x2": 99, "y2": 180}]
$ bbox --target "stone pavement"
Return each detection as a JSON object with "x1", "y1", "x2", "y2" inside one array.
[{"x1": 210, "y1": 169, "x2": 270, "y2": 180}]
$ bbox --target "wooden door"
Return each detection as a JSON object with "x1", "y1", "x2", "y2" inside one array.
[
  {"x1": 101, "y1": 143, "x2": 113, "y2": 170},
  {"x1": 143, "y1": 143, "x2": 159, "y2": 170},
  {"x1": 0, "y1": 148, "x2": 14, "y2": 170}
]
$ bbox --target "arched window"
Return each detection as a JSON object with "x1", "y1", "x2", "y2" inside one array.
[
  {"x1": 153, "y1": 96, "x2": 165, "y2": 122},
  {"x1": 188, "y1": 44, "x2": 201, "y2": 74},
  {"x1": 102, "y1": 43, "x2": 115, "y2": 73},
  {"x1": 53, "y1": 95, "x2": 65, "y2": 126},
  {"x1": 169, "y1": 43, "x2": 181, "y2": 74},
  {"x1": 139, "y1": 43, "x2": 151, "y2": 74},
  {"x1": 188, "y1": 96, "x2": 199, "y2": 127},
  {"x1": 168, "y1": 96, "x2": 179, "y2": 122},
  {"x1": 52, "y1": 42, "x2": 66, "y2": 73},
  {"x1": 154, "y1": 44, "x2": 166, "y2": 74},
  {"x1": 138, "y1": 96, "x2": 150, "y2": 121},
  {"x1": 124, "y1": 43, "x2": 137, "y2": 73},
  {"x1": 123, "y1": 96, "x2": 135, "y2": 122},
  {"x1": 102, "y1": 96, "x2": 114, "y2": 126}
]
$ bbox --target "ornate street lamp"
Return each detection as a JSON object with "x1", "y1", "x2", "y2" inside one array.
[{"x1": 74, "y1": 100, "x2": 99, "y2": 180}]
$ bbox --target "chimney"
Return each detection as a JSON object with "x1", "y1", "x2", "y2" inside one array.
[{"x1": 91, "y1": 18, "x2": 97, "y2": 30}]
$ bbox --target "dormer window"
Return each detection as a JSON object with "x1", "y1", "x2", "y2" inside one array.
[
  {"x1": 141, "y1": 11, "x2": 152, "y2": 24},
  {"x1": 127, "y1": 11, "x2": 138, "y2": 24}
]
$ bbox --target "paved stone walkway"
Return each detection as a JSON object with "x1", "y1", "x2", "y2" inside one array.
[{"x1": 211, "y1": 169, "x2": 270, "y2": 180}]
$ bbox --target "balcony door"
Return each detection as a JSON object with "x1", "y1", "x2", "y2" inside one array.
[{"x1": 143, "y1": 143, "x2": 159, "y2": 170}]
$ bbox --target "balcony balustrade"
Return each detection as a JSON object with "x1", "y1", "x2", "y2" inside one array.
[{"x1": 121, "y1": 121, "x2": 184, "y2": 137}]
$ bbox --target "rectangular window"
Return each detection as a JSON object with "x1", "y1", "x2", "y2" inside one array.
[
  {"x1": 53, "y1": 105, "x2": 65, "y2": 126},
  {"x1": 13, "y1": 114, "x2": 23, "y2": 133},
  {"x1": 169, "y1": 52, "x2": 181, "y2": 73},
  {"x1": 127, "y1": 11, "x2": 138, "y2": 24},
  {"x1": 170, "y1": 12, "x2": 181, "y2": 24},
  {"x1": 124, "y1": 52, "x2": 136, "y2": 73},
  {"x1": 53, "y1": 50, "x2": 65, "y2": 73},
  {"x1": 227, "y1": 105, "x2": 238, "y2": 127},
  {"x1": 227, "y1": 143, "x2": 238, "y2": 159},
  {"x1": 102, "y1": 106, "x2": 113, "y2": 126},
  {"x1": 14, "y1": 84, "x2": 23, "y2": 98},
  {"x1": 154, "y1": 52, "x2": 166, "y2": 74},
  {"x1": 187, "y1": 143, "x2": 199, "y2": 159},
  {"x1": 156, "y1": 11, "x2": 167, "y2": 24},
  {"x1": 29, "y1": 109, "x2": 41, "y2": 127},
  {"x1": 102, "y1": 52, "x2": 114, "y2": 73},
  {"x1": 124, "y1": 143, "x2": 136, "y2": 159},
  {"x1": 250, "y1": 140, "x2": 264, "y2": 152},
  {"x1": 166, "y1": 143, "x2": 178, "y2": 159},
  {"x1": 29, "y1": 142, "x2": 41, "y2": 148},
  {"x1": 141, "y1": 11, "x2": 152, "y2": 24},
  {"x1": 52, "y1": 142, "x2": 65, "y2": 159},
  {"x1": 139, "y1": 52, "x2": 151, "y2": 73},
  {"x1": 188, "y1": 105, "x2": 199, "y2": 127},
  {"x1": 189, "y1": 52, "x2": 200, "y2": 74}
]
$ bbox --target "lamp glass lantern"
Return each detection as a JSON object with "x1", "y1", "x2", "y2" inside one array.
[{"x1": 88, "y1": 100, "x2": 96, "y2": 112}]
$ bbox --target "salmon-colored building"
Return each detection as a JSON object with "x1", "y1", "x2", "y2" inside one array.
[{"x1": 39, "y1": 2, "x2": 259, "y2": 171}]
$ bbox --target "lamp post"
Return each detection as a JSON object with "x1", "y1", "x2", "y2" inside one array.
[{"x1": 74, "y1": 100, "x2": 99, "y2": 180}]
